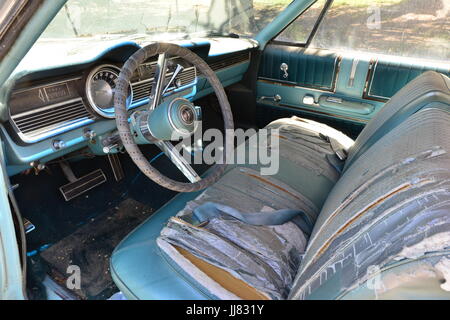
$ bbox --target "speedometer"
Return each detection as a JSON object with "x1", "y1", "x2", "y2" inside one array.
[{"x1": 86, "y1": 65, "x2": 132, "y2": 118}]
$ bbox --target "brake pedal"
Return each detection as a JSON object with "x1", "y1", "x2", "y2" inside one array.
[
  {"x1": 108, "y1": 153, "x2": 124, "y2": 182},
  {"x1": 23, "y1": 218, "x2": 35, "y2": 234},
  {"x1": 59, "y1": 162, "x2": 106, "y2": 201}
]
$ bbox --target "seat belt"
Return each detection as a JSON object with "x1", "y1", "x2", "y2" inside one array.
[
  {"x1": 319, "y1": 133, "x2": 348, "y2": 173},
  {"x1": 192, "y1": 202, "x2": 314, "y2": 237},
  {"x1": 319, "y1": 132, "x2": 348, "y2": 160},
  {"x1": 329, "y1": 138, "x2": 348, "y2": 161}
]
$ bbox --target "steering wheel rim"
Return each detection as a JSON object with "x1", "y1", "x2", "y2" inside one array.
[{"x1": 114, "y1": 42, "x2": 234, "y2": 192}]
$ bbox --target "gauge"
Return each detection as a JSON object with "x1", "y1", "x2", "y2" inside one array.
[{"x1": 86, "y1": 65, "x2": 132, "y2": 118}]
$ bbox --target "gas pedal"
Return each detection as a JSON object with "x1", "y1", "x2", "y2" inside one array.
[
  {"x1": 59, "y1": 168, "x2": 106, "y2": 201},
  {"x1": 108, "y1": 153, "x2": 124, "y2": 182}
]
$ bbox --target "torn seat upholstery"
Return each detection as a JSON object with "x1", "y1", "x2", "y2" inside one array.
[{"x1": 111, "y1": 71, "x2": 450, "y2": 299}]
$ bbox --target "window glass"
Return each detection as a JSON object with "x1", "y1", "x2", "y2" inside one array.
[
  {"x1": 310, "y1": 0, "x2": 449, "y2": 61},
  {"x1": 274, "y1": 0, "x2": 327, "y2": 44}
]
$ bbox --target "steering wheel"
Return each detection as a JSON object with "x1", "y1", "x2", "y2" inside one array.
[{"x1": 114, "y1": 42, "x2": 234, "y2": 192}]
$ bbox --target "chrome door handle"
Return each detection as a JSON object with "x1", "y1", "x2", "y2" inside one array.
[
  {"x1": 280, "y1": 63, "x2": 288, "y2": 78},
  {"x1": 348, "y1": 58, "x2": 359, "y2": 87}
]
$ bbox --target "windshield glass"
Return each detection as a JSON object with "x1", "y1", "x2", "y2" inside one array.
[{"x1": 39, "y1": 0, "x2": 292, "y2": 41}]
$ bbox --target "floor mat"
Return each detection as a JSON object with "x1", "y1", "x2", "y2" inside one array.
[
  {"x1": 13, "y1": 144, "x2": 177, "y2": 253},
  {"x1": 40, "y1": 198, "x2": 153, "y2": 299}
]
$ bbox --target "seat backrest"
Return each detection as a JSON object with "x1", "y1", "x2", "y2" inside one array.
[
  {"x1": 343, "y1": 71, "x2": 450, "y2": 171},
  {"x1": 289, "y1": 105, "x2": 450, "y2": 299}
]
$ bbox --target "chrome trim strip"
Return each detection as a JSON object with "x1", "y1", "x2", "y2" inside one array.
[
  {"x1": 131, "y1": 78, "x2": 152, "y2": 87},
  {"x1": 348, "y1": 58, "x2": 359, "y2": 87},
  {"x1": 257, "y1": 76, "x2": 336, "y2": 91},
  {"x1": 9, "y1": 97, "x2": 94, "y2": 144},
  {"x1": 130, "y1": 66, "x2": 197, "y2": 104},
  {"x1": 130, "y1": 66, "x2": 196, "y2": 87},
  {"x1": 11, "y1": 97, "x2": 83, "y2": 118},
  {"x1": 257, "y1": 78, "x2": 335, "y2": 94},
  {"x1": 18, "y1": 110, "x2": 90, "y2": 131},
  {"x1": 15, "y1": 118, "x2": 95, "y2": 144},
  {"x1": 13, "y1": 103, "x2": 84, "y2": 124},
  {"x1": 365, "y1": 60, "x2": 391, "y2": 100}
]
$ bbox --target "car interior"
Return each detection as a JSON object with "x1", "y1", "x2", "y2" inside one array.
[{"x1": 0, "y1": 0, "x2": 449, "y2": 300}]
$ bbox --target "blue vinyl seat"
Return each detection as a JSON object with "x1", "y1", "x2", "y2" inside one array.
[{"x1": 111, "y1": 71, "x2": 450, "y2": 300}]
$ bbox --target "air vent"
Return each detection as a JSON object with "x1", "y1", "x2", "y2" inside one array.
[
  {"x1": 176, "y1": 67, "x2": 196, "y2": 86},
  {"x1": 208, "y1": 52, "x2": 250, "y2": 71},
  {"x1": 11, "y1": 98, "x2": 94, "y2": 141},
  {"x1": 131, "y1": 66, "x2": 196, "y2": 103},
  {"x1": 131, "y1": 80, "x2": 152, "y2": 102}
]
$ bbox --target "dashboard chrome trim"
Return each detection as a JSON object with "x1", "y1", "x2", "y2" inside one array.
[
  {"x1": 7, "y1": 50, "x2": 242, "y2": 145},
  {"x1": 9, "y1": 97, "x2": 95, "y2": 144},
  {"x1": 10, "y1": 97, "x2": 81, "y2": 119},
  {"x1": 14, "y1": 118, "x2": 96, "y2": 144},
  {"x1": 130, "y1": 65, "x2": 197, "y2": 103},
  {"x1": 11, "y1": 76, "x2": 82, "y2": 95},
  {"x1": 8, "y1": 76, "x2": 94, "y2": 144}
]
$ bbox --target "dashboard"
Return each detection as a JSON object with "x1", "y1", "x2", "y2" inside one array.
[
  {"x1": 1, "y1": 38, "x2": 256, "y2": 176},
  {"x1": 8, "y1": 56, "x2": 197, "y2": 144}
]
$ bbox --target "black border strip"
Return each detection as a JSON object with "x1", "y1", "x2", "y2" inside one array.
[{"x1": 362, "y1": 59, "x2": 390, "y2": 102}]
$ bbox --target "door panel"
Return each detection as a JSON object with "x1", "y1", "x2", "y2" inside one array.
[
  {"x1": 257, "y1": 44, "x2": 381, "y2": 127},
  {"x1": 256, "y1": 44, "x2": 450, "y2": 130},
  {"x1": 259, "y1": 45, "x2": 338, "y2": 91},
  {"x1": 366, "y1": 58, "x2": 450, "y2": 100}
]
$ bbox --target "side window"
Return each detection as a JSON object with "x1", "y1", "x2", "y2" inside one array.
[
  {"x1": 274, "y1": 0, "x2": 327, "y2": 44},
  {"x1": 311, "y1": 0, "x2": 449, "y2": 61},
  {"x1": 275, "y1": 0, "x2": 449, "y2": 62}
]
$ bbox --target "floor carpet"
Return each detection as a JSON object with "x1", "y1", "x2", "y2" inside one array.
[{"x1": 40, "y1": 198, "x2": 153, "y2": 299}]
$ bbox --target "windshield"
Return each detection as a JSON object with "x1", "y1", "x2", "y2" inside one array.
[{"x1": 39, "y1": 0, "x2": 292, "y2": 41}]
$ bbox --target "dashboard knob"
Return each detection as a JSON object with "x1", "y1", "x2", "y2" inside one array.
[
  {"x1": 52, "y1": 139, "x2": 66, "y2": 150},
  {"x1": 103, "y1": 144, "x2": 119, "y2": 154},
  {"x1": 83, "y1": 129, "x2": 96, "y2": 141}
]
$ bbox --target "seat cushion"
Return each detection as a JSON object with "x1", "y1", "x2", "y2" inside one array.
[
  {"x1": 110, "y1": 163, "x2": 326, "y2": 300},
  {"x1": 110, "y1": 166, "x2": 316, "y2": 299},
  {"x1": 157, "y1": 166, "x2": 312, "y2": 300},
  {"x1": 266, "y1": 116, "x2": 353, "y2": 185},
  {"x1": 289, "y1": 107, "x2": 450, "y2": 300},
  {"x1": 111, "y1": 116, "x2": 353, "y2": 299}
]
